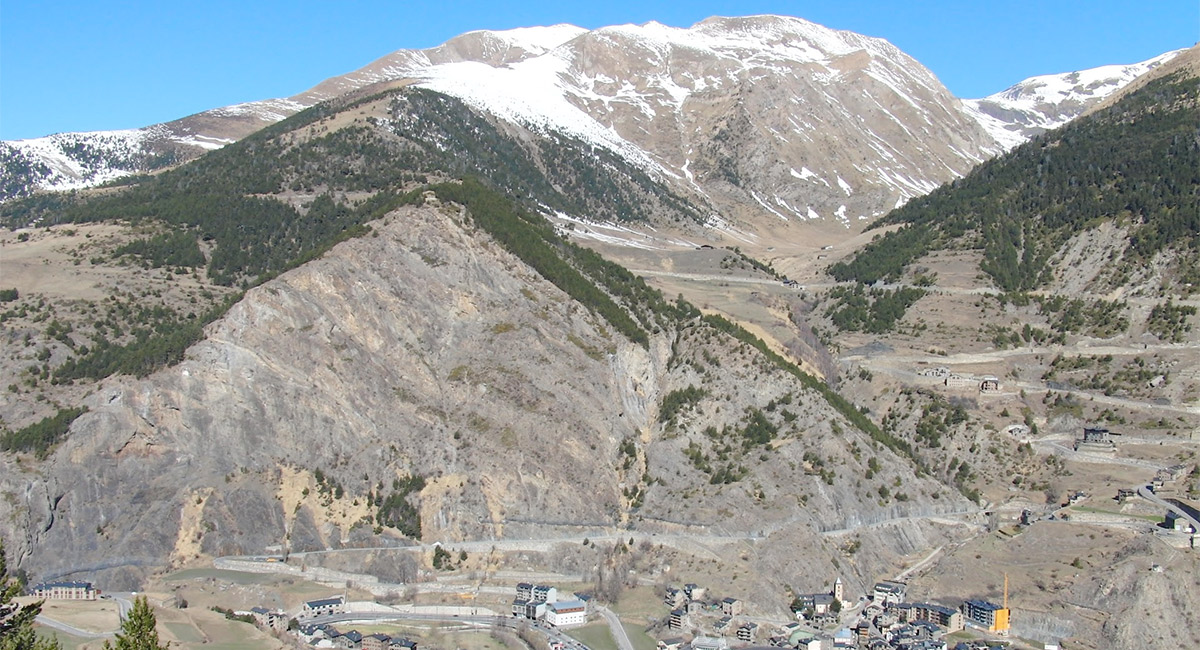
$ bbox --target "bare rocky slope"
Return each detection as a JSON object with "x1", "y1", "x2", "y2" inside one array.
[{"x1": 0, "y1": 198, "x2": 965, "y2": 593}]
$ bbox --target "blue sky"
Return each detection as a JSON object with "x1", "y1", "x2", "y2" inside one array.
[{"x1": 2, "y1": 0, "x2": 1195, "y2": 140}]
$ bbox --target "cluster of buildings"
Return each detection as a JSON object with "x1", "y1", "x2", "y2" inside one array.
[
  {"x1": 295, "y1": 624, "x2": 419, "y2": 650},
  {"x1": 511, "y1": 582, "x2": 591, "y2": 628},
  {"x1": 664, "y1": 582, "x2": 757, "y2": 640},
  {"x1": 837, "y1": 580, "x2": 1011, "y2": 649},
  {"x1": 915, "y1": 367, "x2": 1001, "y2": 394},
  {"x1": 791, "y1": 577, "x2": 846, "y2": 624},
  {"x1": 239, "y1": 594, "x2": 422, "y2": 650},
  {"x1": 656, "y1": 577, "x2": 1014, "y2": 650}
]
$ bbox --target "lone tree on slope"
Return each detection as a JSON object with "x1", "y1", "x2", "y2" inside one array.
[{"x1": 105, "y1": 596, "x2": 168, "y2": 650}]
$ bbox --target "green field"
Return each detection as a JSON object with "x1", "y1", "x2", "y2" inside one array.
[
  {"x1": 623, "y1": 622, "x2": 657, "y2": 650},
  {"x1": 34, "y1": 628, "x2": 92, "y2": 650},
  {"x1": 191, "y1": 618, "x2": 275, "y2": 650},
  {"x1": 611, "y1": 586, "x2": 665, "y2": 622},
  {"x1": 567, "y1": 623, "x2": 618, "y2": 650},
  {"x1": 164, "y1": 622, "x2": 205, "y2": 644}
]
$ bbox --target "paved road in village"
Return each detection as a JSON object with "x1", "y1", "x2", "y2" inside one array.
[
  {"x1": 1138, "y1": 486, "x2": 1200, "y2": 534},
  {"x1": 34, "y1": 615, "x2": 109, "y2": 639},
  {"x1": 306, "y1": 610, "x2": 597, "y2": 650}
]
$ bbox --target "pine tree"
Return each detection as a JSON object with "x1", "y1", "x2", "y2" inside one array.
[
  {"x1": 0, "y1": 542, "x2": 62, "y2": 650},
  {"x1": 104, "y1": 596, "x2": 168, "y2": 650}
]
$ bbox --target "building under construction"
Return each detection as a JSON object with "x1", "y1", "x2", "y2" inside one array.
[
  {"x1": 961, "y1": 575, "x2": 1011, "y2": 634},
  {"x1": 962, "y1": 599, "x2": 1010, "y2": 633}
]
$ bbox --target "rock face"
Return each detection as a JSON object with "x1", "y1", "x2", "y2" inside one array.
[{"x1": 1, "y1": 201, "x2": 960, "y2": 588}]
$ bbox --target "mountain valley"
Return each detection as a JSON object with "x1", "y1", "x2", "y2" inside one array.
[{"x1": 1, "y1": 15, "x2": 1198, "y2": 650}]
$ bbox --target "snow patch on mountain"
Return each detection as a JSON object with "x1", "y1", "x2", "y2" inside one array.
[
  {"x1": 172, "y1": 135, "x2": 236, "y2": 151},
  {"x1": 750, "y1": 191, "x2": 791, "y2": 221},
  {"x1": 552, "y1": 211, "x2": 694, "y2": 250},
  {"x1": 791, "y1": 167, "x2": 828, "y2": 186},
  {"x1": 209, "y1": 97, "x2": 310, "y2": 123},
  {"x1": 836, "y1": 176, "x2": 852, "y2": 196},
  {"x1": 413, "y1": 55, "x2": 668, "y2": 177},
  {"x1": 5, "y1": 129, "x2": 156, "y2": 191}
]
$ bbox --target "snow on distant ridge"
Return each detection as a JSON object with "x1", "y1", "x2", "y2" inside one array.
[
  {"x1": 6, "y1": 128, "x2": 156, "y2": 191},
  {"x1": 465, "y1": 24, "x2": 587, "y2": 54},
  {"x1": 209, "y1": 97, "x2": 310, "y2": 123},
  {"x1": 964, "y1": 49, "x2": 1184, "y2": 148},
  {"x1": 988, "y1": 50, "x2": 1181, "y2": 110}
]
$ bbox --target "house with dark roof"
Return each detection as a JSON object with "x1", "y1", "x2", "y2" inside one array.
[
  {"x1": 720, "y1": 597, "x2": 742, "y2": 616},
  {"x1": 250, "y1": 606, "x2": 288, "y2": 631},
  {"x1": 363, "y1": 634, "x2": 416, "y2": 650},
  {"x1": 546, "y1": 600, "x2": 588, "y2": 627},
  {"x1": 333, "y1": 629, "x2": 363, "y2": 649},
  {"x1": 664, "y1": 587, "x2": 685, "y2": 608},
  {"x1": 872, "y1": 581, "x2": 907, "y2": 605},
  {"x1": 795, "y1": 592, "x2": 836, "y2": 618},
  {"x1": 531, "y1": 585, "x2": 558, "y2": 603},
  {"x1": 667, "y1": 608, "x2": 686, "y2": 630},
  {"x1": 302, "y1": 595, "x2": 346, "y2": 618}
]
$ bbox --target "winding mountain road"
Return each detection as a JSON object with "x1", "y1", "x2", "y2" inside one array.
[{"x1": 34, "y1": 615, "x2": 110, "y2": 639}]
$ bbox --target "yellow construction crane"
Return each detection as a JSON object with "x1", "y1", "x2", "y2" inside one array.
[{"x1": 995, "y1": 573, "x2": 1011, "y2": 635}]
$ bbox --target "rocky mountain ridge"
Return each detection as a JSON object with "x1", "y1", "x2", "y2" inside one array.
[{"x1": 2, "y1": 16, "x2": 1177, "y2": 239}]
